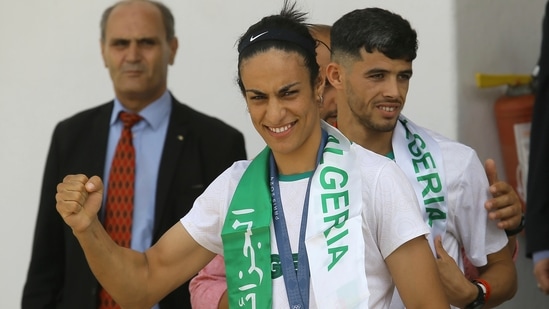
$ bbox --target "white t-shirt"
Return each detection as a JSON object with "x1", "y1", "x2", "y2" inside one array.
[
  {"x1": 390, "y1": 128, "x2": 508, "y2": 309},
  {"x1": 181, "y1": 144, "x2": 430, "y2": 309}
]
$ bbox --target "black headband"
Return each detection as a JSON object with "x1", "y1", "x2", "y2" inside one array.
[{"x1": 238, "y1": 28, "x2": 316, "y2": 56}]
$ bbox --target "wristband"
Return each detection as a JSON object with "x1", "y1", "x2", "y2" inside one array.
[
  {"x1": 465, "y1": 282, "x2": 485, "y2": 309},
  {"x1": 473, "y1": 278, "x2": 491, "y2": 303},
  {"x1": 505, "y1": 214, "x2": 525, "y2": 236}
]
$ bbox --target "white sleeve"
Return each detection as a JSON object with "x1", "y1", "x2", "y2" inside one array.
[
  {"x1": 452, "y1": 148, "x2": 508, "y2": 267},
  {"x1": 180, "y1": 161, "x2": 249, "y2": 255},
  {"x1": 365, "y1": 158, "x2": 430, "y2": 259}
]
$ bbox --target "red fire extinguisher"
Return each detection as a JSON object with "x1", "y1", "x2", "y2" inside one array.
[{"x1": 476, "y1": 73, "x2": 536, "y2": 210}]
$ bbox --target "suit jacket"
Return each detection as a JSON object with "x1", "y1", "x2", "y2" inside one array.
[
  {"x1": 526, "y1": 1, "x2": 549, "y2": 258},
  {"x1": 22, "y1": 94, "x2": 247, "y2": 308}
]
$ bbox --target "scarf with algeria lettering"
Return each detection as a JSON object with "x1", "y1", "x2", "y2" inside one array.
[
  {"x1": 221, "y1": 122, "x2": 369, "y2": 308},
  {"x1": 392, "y1": 115, "x2": 448, "y2": 251}
]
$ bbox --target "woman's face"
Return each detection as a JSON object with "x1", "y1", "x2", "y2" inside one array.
[{"x1": 240, "y1": 48, "x2": 322, "y2": 159}]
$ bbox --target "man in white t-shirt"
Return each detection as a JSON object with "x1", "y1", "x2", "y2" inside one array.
[{"x1": 327, "y1": 7, "x2": 518, "y2": 309}]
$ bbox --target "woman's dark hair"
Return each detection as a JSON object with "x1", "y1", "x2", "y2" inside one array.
[{"x1": 236, "y1": 0, "x2": 319, "y2": 94}]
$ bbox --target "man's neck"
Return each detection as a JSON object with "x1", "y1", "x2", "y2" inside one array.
[
  {"x1": 116, "y1": 89, "x2": 167, "y2": 113},
  {"x1": 354, "y1": 132, "x2": 393, "y2": 155},
  {"x1": 339, "y1": 123, "x2": 393, "y2": 155}
]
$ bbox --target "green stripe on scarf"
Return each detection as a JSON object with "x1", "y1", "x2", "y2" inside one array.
[{"x1": 222, "y1": 147, "x2": 273, "y2": 308}]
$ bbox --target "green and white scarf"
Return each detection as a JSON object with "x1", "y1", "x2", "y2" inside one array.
[
  {"x1": 221, "y1": 122, "x2": 369, "y2": 308},
  {"x1": 392, "y1": 115, "x2": 448, "y2": 251}
]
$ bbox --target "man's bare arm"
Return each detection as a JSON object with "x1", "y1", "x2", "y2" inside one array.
[{"x1": 387, "y1": 236, "x2": 450, "y2": 309}]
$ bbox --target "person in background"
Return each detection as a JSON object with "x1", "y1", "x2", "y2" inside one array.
[
  {"x1": 21, "y1": 1, "x2": 246, "y2": 308},
  {"x1": 526, "y1": 0, "x2": 549, "y2": 297},
  {"x1": 309, "y1": 24, "x2": 338, "y2": 126},
  {"x1": 327, "y1": 7, "x2": 517, "y2": 309},
  {"x1": 52, "y1": 1, "x2": 451, "y2": 308}
]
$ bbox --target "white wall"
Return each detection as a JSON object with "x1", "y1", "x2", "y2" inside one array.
[
  {"x1": 456, "y1": 0, "x2": 545, "y2": 182},
  {"x1": 0, "y1": 0, "x2": 544, "y2": 307}
]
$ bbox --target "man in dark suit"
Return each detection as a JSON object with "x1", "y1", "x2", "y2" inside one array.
[
  {"x1": 21, "y1": 1, "x2": 246, "y2": 308},
  {"x1": 526, "y1": 0, "x2": 549, "y2": 296}
]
